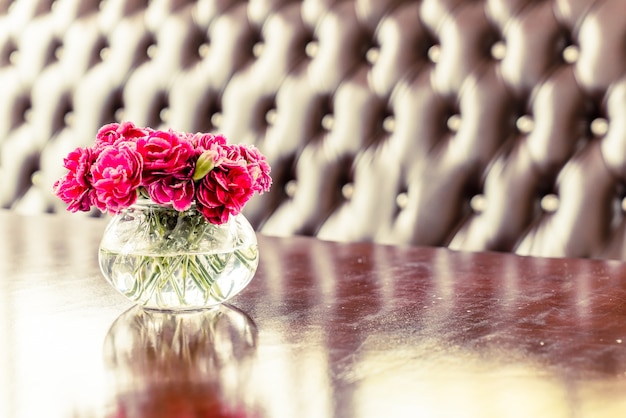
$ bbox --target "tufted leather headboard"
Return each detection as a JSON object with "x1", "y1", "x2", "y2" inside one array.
[{"x1": 2, "y1": 0, "x2": 626, "y2": 260}]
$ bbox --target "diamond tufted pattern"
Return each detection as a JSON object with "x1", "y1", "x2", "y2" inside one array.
[{"x1": 2, "y1": 0, "x2": 626, "y2": 260}]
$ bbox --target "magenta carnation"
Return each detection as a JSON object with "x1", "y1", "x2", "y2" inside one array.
[
  {"x1": 53, "y1": 147, "x2": 96, "y2": 212},
  {"x1": 137, "y1": 130, "x2": 195, "y2": 178},
  {"x1": 236, "y1": 144, "x2": 272, "y2": 193},
  {"x1": 194, "y1": 133, "x2": 227, "y2": 151},
  {"x1": 146, "y1": 177, "x2": 196, "y2": 212},
  {"x1": 94, "y1": 122, "x2": 151, "y2": 149},
  {"x1": 195, "y1": 159, "x2": 256, "y2": 225},
  {"x1": 91, "y1": 143, "x2": 143, "y2": 213},
  {"x1": 136, "y1": 129, "x2": 196, "y2": 210}
]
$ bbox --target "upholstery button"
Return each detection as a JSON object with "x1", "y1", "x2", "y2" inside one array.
[
  {"x1": 490, "y1": 41, "x2": 506, "y2": 60},
  {"x1": 365, "y1": 46, "x2": 379, "y2": 65},
  {"x1": 252, "y1": 42, "x2": 264, "y2": 58},
  {"x1": 427, "y1": 45, "x2": 440, "y2": 64},
  {"x1": 341, "y1": 183, "x2": 354, "y2": 200},
  {"x1": 9, "y1": 49, "x2": 19, "y2": 65},
  {"x1": 54, "y1": 45, "x2": 64, "y2": 60},
  {"x1": 621, "y1": 197, "x2": 626, "y2": 212},
  {"x1": 265, "y1": 108, "x2": 277, "y2": 125},
  {"x1": 305, "y1": 41, "x2": 318, "y2": 58},
  {"x1": 590, "y1": 117, "x2": 608, "y2": 137},
  {"x1": 198, "y1": 43, "x2": 210, "y2": 59},
  {"x1": 31, "y1": 171, "x2": 42, "y2": 187},
  {"x1": 211, "y1": 112, "x2": 222, "y2": 129},
  {"x1": 396, "y1": 192, "x2": 408, "y2": 209},
  {"x1": 147, "y1": 44, "x2": 157, "y2": 59},
  {"x1": 447, "y1": 114, "x2": 461, "y2": 133},
  {"x1": 24, "y1": 107, "x2": 32, "y2": 123},
  {"x1": 541, "y1": 194, "x2": 559, "y2": 212},
  {"x1": 562, "y1": 45, "x2": 579, "y2": 64},
  {"x1": 114, "y1": 108, "x2": 124, "y2": 122},
  {"x1": 321, "y1": 114, "x2": 334, "y2": 131},
  {"x1": 64, "y1": 111, "x2": 74, "y2": 126},
  {"x1": 99, "y1": 46, "x2": 110, "y2": 61},
  {"x1": 159, "y1": 107, "x2": 169, "y2": 123},
  {"x1": 516, "y1": 115, "x2": 534, "y2": 134},
  {"x1": 383, "y1": 115, "x2": 395, "y2": 133},
  {"x1": 284, "y1": 180, "x2": 297, "y2": 197},
  {"x1": 470, "y1": 194, "x2": 485, "y2": 213}
]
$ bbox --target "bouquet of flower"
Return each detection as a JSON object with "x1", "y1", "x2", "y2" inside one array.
[{"x1": 53, "y1": 122, "x2": 272, "y2": 224}]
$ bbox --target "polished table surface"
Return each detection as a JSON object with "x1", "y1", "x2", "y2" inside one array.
[{"x1": 2, "y1": 211, "x2": 626, "y2": 418}]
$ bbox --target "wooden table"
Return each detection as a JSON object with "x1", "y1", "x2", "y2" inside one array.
[{"x1": 2, "y1": 211, "x2": 626, "y2": 418}]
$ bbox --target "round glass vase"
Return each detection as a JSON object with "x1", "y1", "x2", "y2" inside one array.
[{"x1": 98, "y1": 199, "x2": 259, "y2": 311}]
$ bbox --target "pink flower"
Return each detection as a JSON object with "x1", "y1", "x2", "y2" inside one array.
[
  {"x1": 196, "y1": 162, "x2": 255, "y2": 224},
  {"x1": 95, "y1": 122, "x2": 151, "y2": 149},
  {"x1": 146, "y1": 177, "x2": 195, "y2": 211},
  {"x1": 91, "y1": 143, "x2": 143, "y2": 213},
  {"x1": 136, "y1": 130, "x2": 197, "y2": 210},
  {"x1": 236, "y1": 144, "x2": 272, "y2": 193},
  {"x1": 137, "y1": 130, "x2": 196, "y2": 180},
  {"x1": 53, "y1": 146, "x2": 96, "y2": 212},
  {"x1": 194, "y1": 133, "x2": 227, "y2": 151}
]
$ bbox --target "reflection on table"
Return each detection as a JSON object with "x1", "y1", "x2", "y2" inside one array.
[{"x1": 2, "y1": 211, "x2": 626, "y2": 418}]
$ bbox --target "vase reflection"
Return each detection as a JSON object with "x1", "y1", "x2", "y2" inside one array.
[{"x1": 103, "y1": 305, "x2": 259, "y2": 418}]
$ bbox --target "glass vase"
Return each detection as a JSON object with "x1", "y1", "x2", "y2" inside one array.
[{"x1": 98, "y1": 199, "x2": 259, "y2": 311}]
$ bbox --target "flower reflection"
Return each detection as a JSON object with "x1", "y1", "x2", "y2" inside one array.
[{"x1": 103, "y1": 305, "x2": 259, "y2": 418}]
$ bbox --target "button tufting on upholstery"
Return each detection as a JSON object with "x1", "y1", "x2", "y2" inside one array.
[
  {"x1": 516, "y1": 115, "x2": 534, "y2": 134},
  {"x1": 447, "y1": 114, "x2": 461, "y2": 133},
  {"x1": 284, "y1": 180, "x2": 297, "y2": 198},
  {"x1": 428, "y1": 44, "x2": 441, "y2": 63},
  {"x1": 5, "y1": 0, "x2": 626, "y2": 261},
  {"x1": 252, "y1": 42, "x2": 264, "y2": 58},
  {"x1": 382, "y1": 115, "x2": 395, "y2": 133},
  {"x1": 470, "y1": 194, "x2": 486, "y2": 213},
  {"x1": 590, "y1": 117, "x2": 608, "y2": 137},
  {"x1": 341, "y1": 183, "x2": 354, "y2": 200},
  {"x1": 541, "y1": 194, "x2": 559, "y2": 212},
  {"x1": 305, "y1": 41, "x2": 318, "y2": 58},
  {"x1": 321, "y1": 114, "x2": 334, "y2": 131},
  {"x1": 265, "y1": 108, "x2": 277, "y2": 126},
  {"x1": 490, "y1": 41, "x2": 506, "y2": 60},
  {"x1": 365, "y1": 46, "x2": 379, "y2": 65},
  {"x1": 562, "y1": 45, "x2": 579, "y2": 64},
  {"x1": 396, "y1": 192, "x2": 408, "y2": 210}
]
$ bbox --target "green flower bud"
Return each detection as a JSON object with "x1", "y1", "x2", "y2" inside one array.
[{"x1": 192, "y1": 151, "x2": 215, "y2": 181}]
